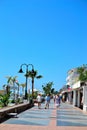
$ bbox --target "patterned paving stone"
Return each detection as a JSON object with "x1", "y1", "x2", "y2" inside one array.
[
  {"x1": 1, "y1": 100, "x2": 87, "y2": 130},
  {"x1": 2, "y1": 101, "x2": 54, "y2": 126},
  {"x1": 57, "y1": 103, "x2": 87, "y2": 126}
]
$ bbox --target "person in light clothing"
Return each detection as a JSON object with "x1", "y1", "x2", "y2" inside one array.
[{"x1": 37, "y1": 94, "x2": 42, "y2": 109}]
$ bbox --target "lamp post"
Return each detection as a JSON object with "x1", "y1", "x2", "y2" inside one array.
[{"x1": 18, "y1": 63, "x2": 34, "y2": 100}]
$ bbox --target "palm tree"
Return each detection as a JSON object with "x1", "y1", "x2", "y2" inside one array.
[
  {"x1": 16, "y1": 82, "x2": 20, "y2": 98},
  {"x1": 6, "y1": 76, "x2": 18, "y2": 101},
  {"x1": 6, "y1": 76, "x2": 18, "y2": 85},
  {"x1": 42, "y1": 81, "x2": 54, "y2": 95},
  {"x1": 77, "y1": 65, "x2": 87, "y2": 84},
  {"x1": 27, "y1": 70, "x2": 43, "y2": 98},
  {"x1": 20, "y1": 83, "x2": 26, "y2": 99}
]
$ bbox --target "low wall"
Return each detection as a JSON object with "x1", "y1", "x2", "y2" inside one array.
[{"x1": 0, "y1": 102, "x2": 34, "y2": 122}]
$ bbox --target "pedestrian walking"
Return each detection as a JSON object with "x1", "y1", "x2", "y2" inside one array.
[
  {"x1": 37, "y1": 94, "x2": 42, "y2": 109},
  {"x1": 45, "y1": 94, "x2": 51, "y2": 109},
  {"x1": 53, "y1": 94, "x2": 56, "y2": 104},
  {"x1": 55, "y1": 94, "x2": 60, "y2": 108}
]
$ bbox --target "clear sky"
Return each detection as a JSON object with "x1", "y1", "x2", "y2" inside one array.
[{"x1": 0, "y1": 0, "x2": 87, "y2": 92}]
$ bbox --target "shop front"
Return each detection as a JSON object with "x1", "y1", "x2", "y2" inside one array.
[{"x1": 72, "y1": 81, "x2": 82, "y2": 108}]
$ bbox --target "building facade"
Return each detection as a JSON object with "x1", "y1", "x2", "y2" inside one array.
[{"x1": 65, "y1": 68, "x2": 87, "y2": 111}]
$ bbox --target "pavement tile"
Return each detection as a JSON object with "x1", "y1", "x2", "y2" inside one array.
[{"x1": 1, "y1": 101, "x2": 87, "y2": 130}]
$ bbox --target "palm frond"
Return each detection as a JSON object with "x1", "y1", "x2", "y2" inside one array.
[{"x1": 36, "y1": 75, "x2": 43, "y2": 79}]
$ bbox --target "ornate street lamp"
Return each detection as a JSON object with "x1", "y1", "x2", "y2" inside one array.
[{"x1": 18, "y1": 63, "x2": 34, "y2": 100}]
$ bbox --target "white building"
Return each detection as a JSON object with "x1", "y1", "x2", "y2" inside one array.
[{"x1": 66, "y1": 67, "x2": 87, "y2": 111}]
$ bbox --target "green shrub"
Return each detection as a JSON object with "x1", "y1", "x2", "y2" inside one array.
[{"x1": 0, "y1": 92, "x2": 10, "y2": 107}]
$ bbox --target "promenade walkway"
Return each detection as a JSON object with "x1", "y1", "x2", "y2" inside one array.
[{"x1": 0, "y1": 100, "x2": 87, "y2": 130}]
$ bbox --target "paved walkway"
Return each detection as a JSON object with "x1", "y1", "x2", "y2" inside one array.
[{"x1": 0, "y1": 100, "x2": 87, "y2": 130}]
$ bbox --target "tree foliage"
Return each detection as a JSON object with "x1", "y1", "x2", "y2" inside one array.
[
  {"x1": 26, "y1": 70, "x2": 43, "y2": 79},
  {"x1": 26, "y1": 70, "x2": 43, "y2": 97},
  {"x1": 6, "y1": 76, "x2": 18, "y2": 85},
  {"x1": 77, "y1": 64, "x2": 87, "y2": 82},
  {"x1": 0, "y1": 92, "x2": 10, "y2": 107},
  {"x1": 42, "y1": 81, "x2": 54, "y2": 95}
]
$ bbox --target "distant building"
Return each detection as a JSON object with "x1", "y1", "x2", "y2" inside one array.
[
  {"x1": 66, "y1": 68, "x2": 79, "y2": 87},
  {"x1": 65, "y1": 67, "x2": 87, "y2": 111},
  {"x1": 0, "y1": 90, "x2": 5, "y2": 95}
]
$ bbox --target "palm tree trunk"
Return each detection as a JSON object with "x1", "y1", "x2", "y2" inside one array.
[
  {"x1": 32, "y1": 77, "x2": 34, "y2": 98},
  {"x1": 17, "y1": 85, "x2": 19, "y2": 98}
]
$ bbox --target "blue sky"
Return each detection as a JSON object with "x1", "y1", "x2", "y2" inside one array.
[{"x1": 0, "y1": 0, "x2": 87, "y2": 92}]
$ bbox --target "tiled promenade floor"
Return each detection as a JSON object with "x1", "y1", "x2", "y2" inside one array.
[{"x1": 0, "y1": 100, "x2": 87, "y2": 130}]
